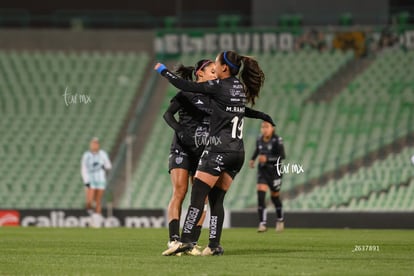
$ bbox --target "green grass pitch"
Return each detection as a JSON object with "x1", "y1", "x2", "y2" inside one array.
[{"x1": 1, "y1": 227, "x2": 413, "y2": 275}]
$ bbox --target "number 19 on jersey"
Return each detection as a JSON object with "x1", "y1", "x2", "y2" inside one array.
[{"x1": 231, "y1": 116, "x2": 244, "y2": 139}]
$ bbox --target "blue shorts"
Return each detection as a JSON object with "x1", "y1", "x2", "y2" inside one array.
[{"x1": 89, "y1": 181, "x2": 106, "y2": 190}]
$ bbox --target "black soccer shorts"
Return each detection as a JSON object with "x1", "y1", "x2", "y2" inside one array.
[
  {"x1": 168, "y1": 148, "x2": 199, "y2": 176},
  {"x1": 257, "y1": 165, "x2": 282, "y2": 192},
  {"x1": 197, "y1": 150, "x2": 245, "y2": 179}
]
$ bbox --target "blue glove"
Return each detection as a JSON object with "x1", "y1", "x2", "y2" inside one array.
[{"x1": 156, "y1": 63, "x2": 167, "y2": 74}]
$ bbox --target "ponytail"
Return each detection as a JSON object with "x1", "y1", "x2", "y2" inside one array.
[
  {"x1": 174, "y1": 64, "x2": 195, "y2": 81},
  {"x1": 240, "y1": 56, "x2": 265, "y2": 105},
  {"x1": 218, "y1": 51, "x2": 265, "y2": 105}
]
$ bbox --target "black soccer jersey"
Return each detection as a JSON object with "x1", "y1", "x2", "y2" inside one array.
[
  {"x1": 164, "y1": 91, "x2": 210, "y2": 156},
  {"x1": 251, "y1": 133, "x2": 286, "y2": 178},
  {"x1": 161, "y1": 69, "x2": 247, "y2": 153},
  {"x1": 175, "y1": 91, "x2": 210, "y2": 131}
]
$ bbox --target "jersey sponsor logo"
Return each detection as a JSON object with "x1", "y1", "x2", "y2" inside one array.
[
  {"x1": 230, "y1": 98, "x2": 241, "y2": 102},
  {"x1": 229, "y1": 88, "x2": 246, "y2": 98},
  {"x1": 0, "y1": 210, "x2": 20, "y2": 226},
  {"x1": 195, "y1": 99, "x2": 204, "y2": 105},
  {"x1": 229, "y1": 89, "x2": 240, "y2": 97}
]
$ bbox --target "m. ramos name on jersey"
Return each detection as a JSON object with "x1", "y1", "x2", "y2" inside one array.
[{"x1": 225, "y1": 106, "x2": 245, "y2": 113}]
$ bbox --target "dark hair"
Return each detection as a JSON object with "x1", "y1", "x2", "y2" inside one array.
[
  {"x1": 218, "y1": 51, "x2": 265, "y2": 105},
  {"x1": 174, "y1": 59, "x2": 213, "y2": 82}
]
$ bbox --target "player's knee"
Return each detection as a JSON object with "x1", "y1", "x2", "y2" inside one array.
[
  {"x1": 271, "y1": 195, "x2": 282, "y2": 207},
  {"x1": 191, "y1": 178, "x2": 211, "y2": 205},
  {"x1": 209, "y1": 186, "x2": 227, "y2": 206},
  {"x1": 271, "y1": 191, "x2": 280, "y2": 197},
  {"x1": 173, "y1": 187, "x2": 188, "y2": 201}
]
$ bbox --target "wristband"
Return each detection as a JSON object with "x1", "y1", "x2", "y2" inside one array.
[{"x1": 156, "y1": 63, "x2": 167, "y2": 74}]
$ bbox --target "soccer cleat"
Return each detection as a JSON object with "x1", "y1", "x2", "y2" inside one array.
[
  {"x1": 257, "y1": 223, "x2": 267, "y2": 233},
  {"x1": 90, "y1": 213, "x2": 102, "y2": 228},
  {"x1": 185, "y1": 244, "x2": 202, "y2": 256},
  {"x1": 174, "y1": 242, "x2": 194, "y2": 254},
  {"x1": 201, "y1": 245, "x2": 224, "y2": 256},
  {"x1": 276, "y1": 220, "x2": 284, "y2": 233},
  {"x1": 162, "y1": 240, "x2": 181, "y2": 256}
]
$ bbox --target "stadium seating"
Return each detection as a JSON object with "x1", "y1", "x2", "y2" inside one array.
[
  {"x1": 283, "y1": 146, "x2": 414, "y2": 210},
  {"x1": 347, "y1": 178, "x2": 414, "y2": 210},
  {"x1": 0, "y1": 50, "x2": 149, "y2": 208}
]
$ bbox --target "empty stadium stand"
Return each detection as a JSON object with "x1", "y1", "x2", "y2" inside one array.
[
  {"x1": 0, "y1": 50, "x2": 149, "y2": 208},
  {"x1": 284, "y1": 146, "x2": 414, "y2": 210}
]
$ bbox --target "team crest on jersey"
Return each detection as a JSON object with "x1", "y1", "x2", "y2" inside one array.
[{"x1": 175, "y1": 156, "x2": 183, "y2": 165}]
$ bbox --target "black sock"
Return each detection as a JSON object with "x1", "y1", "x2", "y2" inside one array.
[
  {"x1": 257, "y1": 190, "x2": 266, "y2": 224},
  {"x1": 181, "y1": 178, "x2": 211, "y2": 243},
  {"x1": 208, "y1": 186, "x2": 227, "y2": 248},
  {"x1": 168, "y1": 219, "x2": 180, "y2": 241},
  {"x1": 193, "y1": 225, "x2": 202, "y2": 244},
  {"x1": 271, "y1": 196, "x2": 283, "y2": 220}
]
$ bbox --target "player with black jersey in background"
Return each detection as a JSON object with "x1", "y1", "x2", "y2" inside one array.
[
  {"x1": 155, "y1": 50, "x2": 266, "y2": 256},
  {"x1": 249, "y1": 121, "x2": 286, "y2": 232},
  {"x1": 163, "y1": 59, "x2": 275, "y2": 256}
]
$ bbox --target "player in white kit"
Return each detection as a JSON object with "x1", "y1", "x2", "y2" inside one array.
[{"x1": 81, "y1": 137, "x2": 112, "y2": 227}]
